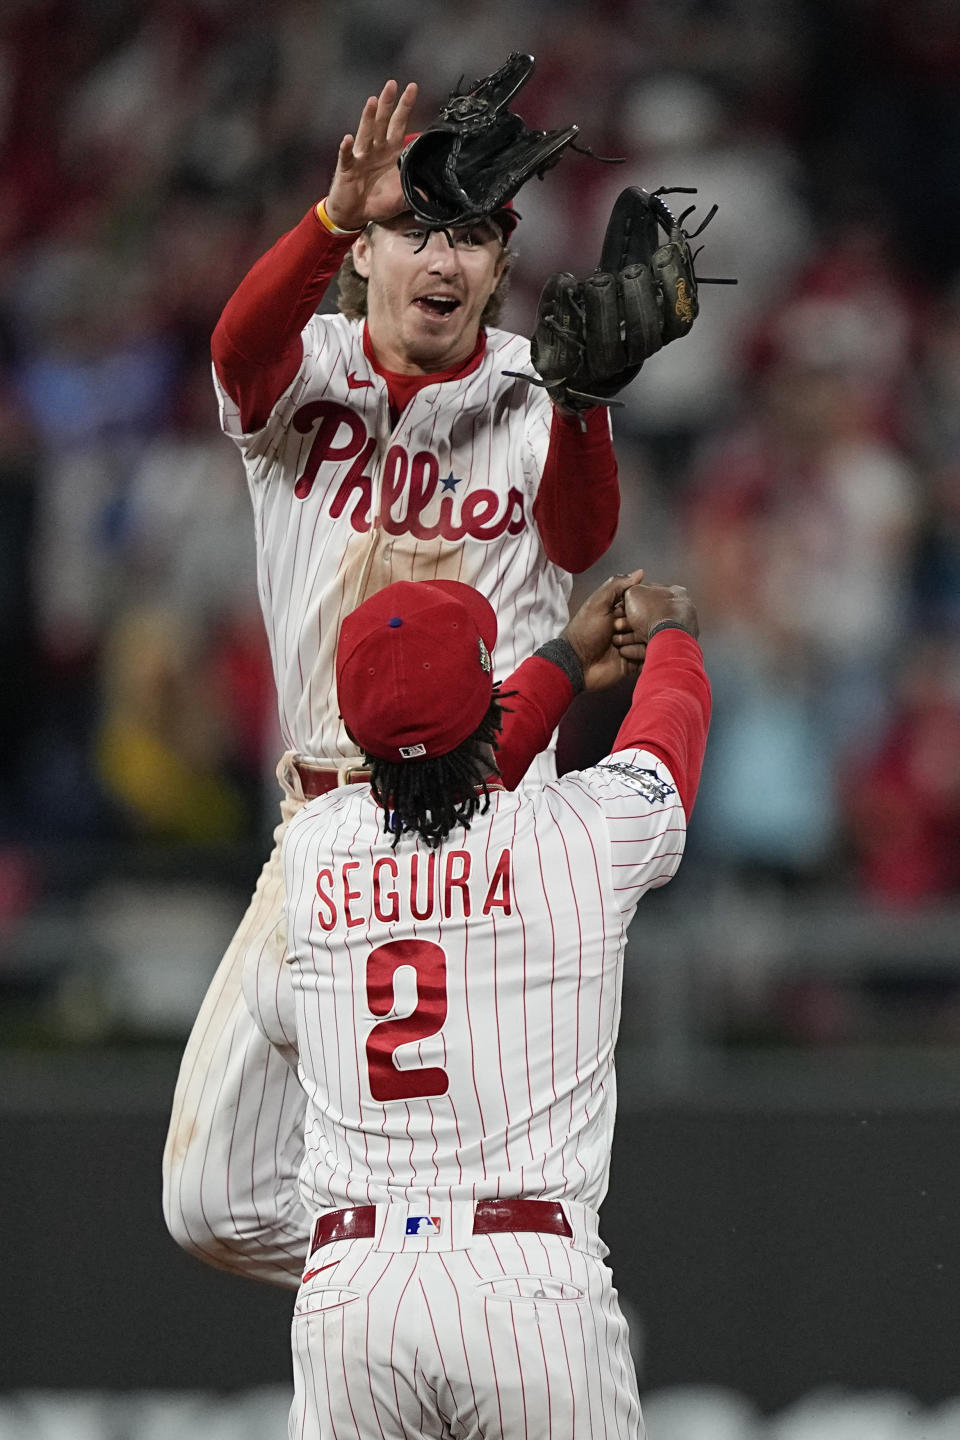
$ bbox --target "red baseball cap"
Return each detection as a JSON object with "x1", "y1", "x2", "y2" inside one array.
[
  {"x1": 493, "y1": 199, "x2": 520, "y2": 240},
  {"x1": 336, "y1": 580, "x2": 498, "y2": 762}
]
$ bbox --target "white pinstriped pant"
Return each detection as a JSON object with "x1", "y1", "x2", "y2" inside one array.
[
  {"x1": 289, "y1": 1224, "x2": 645, "y2": 1440},
  {"x1": 161, "y1": 774, "x2": 310, "y2": 1287}
]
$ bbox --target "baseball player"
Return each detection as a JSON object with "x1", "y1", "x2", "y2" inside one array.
[
  {"x1": 163, "y1": 77, "x2": 626, "y2": 1283},
  {"x1": 270, "y1": 572, "x2": 710, "y2": 1439}
]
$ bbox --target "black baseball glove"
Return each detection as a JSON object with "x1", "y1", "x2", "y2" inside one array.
[
  {"x1": 511, "y1": 185, "x2": 733, "y2": 412},
  {"x1": 399, "y1": 52, "x2": 580, "y2": 232}
]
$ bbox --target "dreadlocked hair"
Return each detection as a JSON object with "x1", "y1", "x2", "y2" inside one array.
[{"x1": 368, "y1": 688, "x2": 513, "y2": 850}]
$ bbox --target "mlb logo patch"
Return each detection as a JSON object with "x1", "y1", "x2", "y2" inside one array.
[{"x1": 406, "y1": 1215, "x2": 442, "y2": 1236}]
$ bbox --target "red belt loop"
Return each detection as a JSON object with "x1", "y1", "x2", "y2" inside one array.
[
  {"x1": 310, "y1": 1207, "x2": 376, "y2": 1253},
  {"x1": 309, "y1": 1199, "x2": 572, "y2": 1257},
  {"x1": 470, "y1": 1198, "x2": 572, "y2": 1236}
]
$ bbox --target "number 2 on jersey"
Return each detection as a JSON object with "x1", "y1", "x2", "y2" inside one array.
[{"x1": 365, "y1": 939, "x2": 450, "y2": 1101}]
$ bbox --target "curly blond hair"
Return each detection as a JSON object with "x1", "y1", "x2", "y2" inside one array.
[{"x1": 336, "y1": 235, "x2": 514, "y2": 328}]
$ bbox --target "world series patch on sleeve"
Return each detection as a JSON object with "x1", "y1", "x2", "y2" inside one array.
[{"x1": 597, "y1": 761, "x2": 677, "y2": 804}]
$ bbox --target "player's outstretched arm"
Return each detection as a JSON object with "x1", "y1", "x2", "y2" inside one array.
[
  {"x1": 212, "y1": 78, "x2": 417, "y2": 433},
  {"x1": 561, "y1": 580, "x2": 708, "y2": 919},
  {"x1": 532, "y1": 410, "x2": 620, "y2": 574},
  {"x1": 609, "y1": 579, "x2": 710, "y2": 818},
  {"x1": 495, "y1": 569, "x2": 644, "y2": 789}
]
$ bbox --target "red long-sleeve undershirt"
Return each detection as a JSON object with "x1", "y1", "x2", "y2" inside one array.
[
  {"x1": 611, "y1": 628, "x2": 712, "y2": 819},
  {"x1": 495, "y1": 628, "x2": 711, "y2": 820},
  {"x1": 495, "y1": 655, "x2": 574, "y2": 792},
  {"x1": 211, "y1": 206, "x2": 619, "y2": 573}
]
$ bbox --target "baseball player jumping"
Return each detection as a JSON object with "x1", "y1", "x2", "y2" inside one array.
[
  {"x1": 163, "y1": 78, "x2": 631, "y2": 1284},
  {"x1": 270, "y1": 572, "x2": 710, "y2": 1439}
]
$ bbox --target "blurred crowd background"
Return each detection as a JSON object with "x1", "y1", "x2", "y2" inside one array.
[{"x1": 2, "y1": 0, "x2": 960, "y2": 1056}]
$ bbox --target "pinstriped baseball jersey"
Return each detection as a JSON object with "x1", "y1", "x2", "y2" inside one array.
[
  {"x1": 214, "y1": 315, "x2": 566, "y2": 781},
  {"x1": 277, "y1": 747, "x2": 685, "y2": 1215}
]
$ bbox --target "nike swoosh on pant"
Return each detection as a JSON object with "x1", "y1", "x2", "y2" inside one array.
[{"x1": 302, "y1": 1261, "x2": 340, "y2": 1282}]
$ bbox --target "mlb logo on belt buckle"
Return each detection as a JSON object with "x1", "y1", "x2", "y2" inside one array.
[{"x1": 406, "y1": 1215, "x2": 441, "y2": 1235}]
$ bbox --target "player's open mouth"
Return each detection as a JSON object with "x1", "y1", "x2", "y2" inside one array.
[{"x1": 414, "y1": 295, "x2": 460, "y2": 317}]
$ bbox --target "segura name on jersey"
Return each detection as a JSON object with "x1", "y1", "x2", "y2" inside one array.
[
  {"x1": 598, "y1": 762, "x2": 677, "y2": 805},
  {"x1": 314, "y1": 847, "x2": 513, "y2": 932}
]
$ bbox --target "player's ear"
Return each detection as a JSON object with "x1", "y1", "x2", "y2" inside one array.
[{"x1": 352, "y1": 231, "x2": 372, "y2": 279}]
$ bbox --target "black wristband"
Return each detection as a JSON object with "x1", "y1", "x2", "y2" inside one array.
[
  {"x1": 535, "y1": 636, "x2": 585, "y2": 694},
  {"x1": 647, "y1": 619, "x2": 697, "y2": 641}
]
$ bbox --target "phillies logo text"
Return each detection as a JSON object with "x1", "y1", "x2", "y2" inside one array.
[{"x1": 293, "y1": 401, "x2": 526, "y2": 542}]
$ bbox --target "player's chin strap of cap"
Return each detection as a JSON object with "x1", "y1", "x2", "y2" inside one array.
[{"x1": 309, "y1": 1199, "x2": 573, "y2": 1254}]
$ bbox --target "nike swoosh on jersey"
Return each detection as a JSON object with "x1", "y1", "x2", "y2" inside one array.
[
  {"x1": 302, "y1": 1261, "x2": 340, "y2": 1281},
  {"x1": 347, "y1": 371, "x2": 374, "y2": 389}
]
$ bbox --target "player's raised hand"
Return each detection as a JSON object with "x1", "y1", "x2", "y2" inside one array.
[
  {"x1": 324, "y1": 79, "x2": 419, "y2": 231},
  {"x1": 615, "y1": 578, "x2": 700, "y2": 646},
  {"x1": 562, "y1": 569, "x2": 646, "y2": 690}
]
